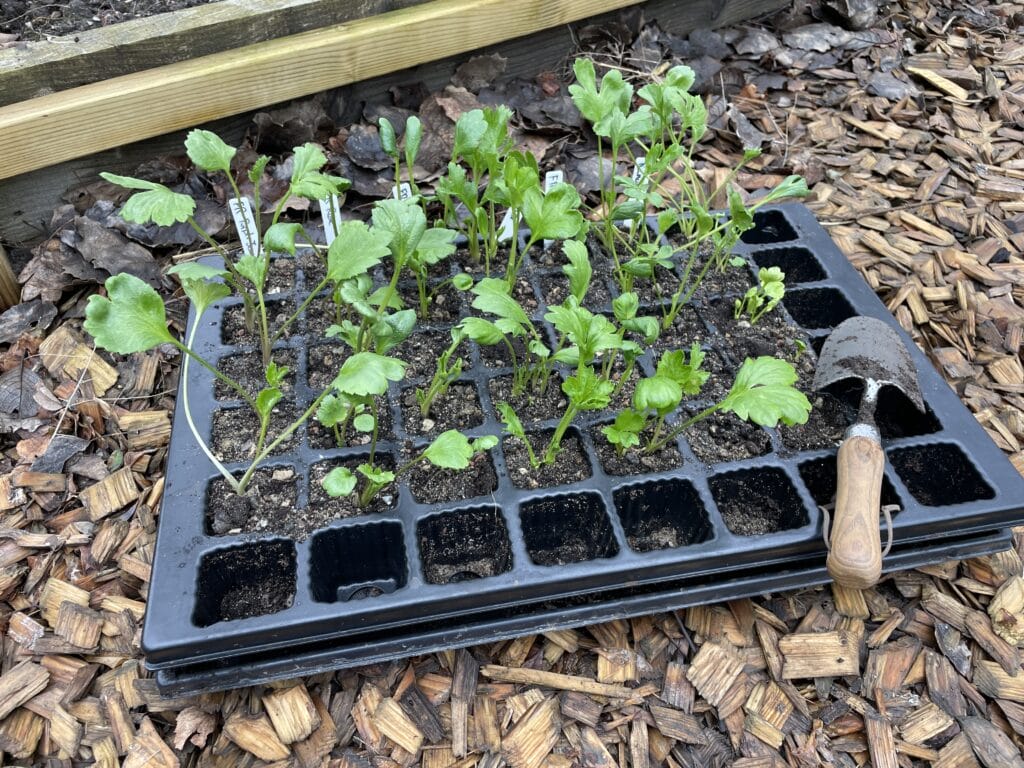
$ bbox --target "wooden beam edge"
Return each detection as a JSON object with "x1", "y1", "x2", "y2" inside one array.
[
  {"x1": 0, "y1": 0, "x2": 643, "y2": 180},
  {"x1": 0, "y1": 0, "x2": 433, "y2": 107}
]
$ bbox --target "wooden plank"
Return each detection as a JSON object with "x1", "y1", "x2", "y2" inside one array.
[
  {"x1": 0, "y1": 0, "x2": 786, "y2": 182},
  {"x1": 0, "y1": 0, "x2": 638, "y2": 180},
  {"x1": 0, "y1": 0, "x2": 433, "y2": 107}
]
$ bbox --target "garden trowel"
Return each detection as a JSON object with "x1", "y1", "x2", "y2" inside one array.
[{"x1": 813, "y1": 316, "x2": 924, "y2": 589}]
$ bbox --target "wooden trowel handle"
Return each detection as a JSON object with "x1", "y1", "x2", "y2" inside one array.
[{"x1": 827, "y1": 434, "x2": 884, "y2": 589}]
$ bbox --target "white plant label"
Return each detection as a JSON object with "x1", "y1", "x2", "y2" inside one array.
[
  {"x1": 228, "y1": 197, "x2": 260, "y2": 257},
  {"x1": 543, "y1": 169, "x2": 563, "y2": 249},
  {"x1": 319, "y1": 194, "x2": 343, "y2": 245},
  {"x1": 497, "y1": 209, "x2": 514, "y2": 242},
  {"x1": 392, "y1": 182, "x2": 413, "y2": 200},
  {"x1": 632, "y1": 157, "x2": 647, "y2": 185}
]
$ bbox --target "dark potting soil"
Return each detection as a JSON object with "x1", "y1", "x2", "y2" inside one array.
[
  {"x1": 591, "y1": 424, "x2": 683, "y2": 477},
  {"x1": 713, "y1": 470, "x2": 808, "y2": 536},
  {"x1": 417, "y1": 506, "x2": 512, "y2": 585},
  {"x1": 307, "y1": 458, "x2": 398, "y2": 523},
  {"x1": 479, "y1": 334, "x2": 528, "y2": 369},
  {"x1": 685, "y1": 411, "x2": 772, "y2": 464},
  {"x1": 304, "y1": 294, "x2": 341, "y2": 340},
  {"x1": 503, "y1": 432, "x2": 591, "y2": 490},
  {"x1": 703, "y1": 298, "x2": 811, "y2": 369},
  {"x1": 206, "y1": 466, "x2": 298, "y2": 536},
  {"x1": 220, "y1": 299, "x2": 296, "y2": 347},
  {"x1": 211, "y1": 405, "x2": 299, "y2": 462},
  {"x1": 407, "y1": 451, "x2": 499, "y2": 504},
  {"x1": 193, "y1": 541, "x2": 295, "y2": 625},
  {"x1": 668, "y1": 240, "x2": 755, "y2": 300},
  {"x1": 214, "y1": 348, "x2": 297, "y2": 401},
  {"x1": 1, "y1": 0, "x2": 218, "y2": 40},
  {"x1": 488, "y1": 373, "x2": 565, "y2": 424},
  {"x1": 306, "y1": 397, "x2": 393, "y2": 451},
  {"x1": 397, "y1": 329, "x2": 461, "y2": 382},
  {"x1": 538, "y1": 272, "x2": 612, "y2": 312},
  {"x1": 652, "y1": 305, "x2": 709, "y2": 353},
  {"x1": 396, "y1": 281, "x2": 465, "y2": 323},
  {"x1": 265, "y1": 257, "x2": 298, "y2": 295},
  {"x1": 399, "y1": 382, "x2": 485, "y2": 438},
  {"x1": 306, "y1": 341, "x2": 349, "y2": 392},
  {"x1": 779, "y1": 392, "x2": 850, "y2": 452}
]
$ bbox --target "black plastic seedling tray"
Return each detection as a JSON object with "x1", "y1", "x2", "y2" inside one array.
[{"x1": 144, "y1": 203, "x2": 1024, "y2": 694}]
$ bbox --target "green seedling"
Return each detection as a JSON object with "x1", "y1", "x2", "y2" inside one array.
[
  {"x1": 735, "y1": 266, "x2": 786, "y2": 324},
  {"x1": 379, "y1": 115, "x2": 423, "y2": 196},
  {"x1": 102, "y1": 130, "x2": 350, "y2": 365},
  {"x1": 603, "y1": 351, "x2": 811, "y2": 455},
  {"x1": 437, "y1": 107, "x2": 514, "y2": 270},
  {"x1": 417, "y1": 328, "x2": 467, "y2": 418},
  {"x1": 322, "y1": 430, "x2": 497, "y2": 508},
  {"x1": 316, "y1": 351, "x2": 406, "y2": 455}
]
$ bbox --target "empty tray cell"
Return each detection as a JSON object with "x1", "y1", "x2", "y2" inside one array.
[
  {"x1": 752, "y1": 247, "x2": 826, "y2": 283},
  {"x1": 741, "y1": 209, "x2": 797, "y2": 244},
  {"x1": 417, "y1": 505, "x2": 513, "y2": 585},
  {"x1": 613, "y1": 478, "x2": 712, "y2": 553},
  {"x1": 876, "y1": 387, "x2": 942, "y2": 439},
  {"x1": 783, "y1": 288, "x2": 855, "y2": 329},
  {"x1": 889, "y1": 443, "x2": 995, "y2": 506},
  {"x1": 192, "y1": 540, "x2": 296, "y2": 628},
  {"x1": 798, "y1": 455, "x2": 902, "y2": 511},
  {"x1": 520, "y1": 492, "x2": 619, "y2": 566},
  {"x1": 709, "y1": 467, "x2": 809, "y2": 536},
  {"x1": 309, "y1": 522, "x2": 407, "y2": 603}
]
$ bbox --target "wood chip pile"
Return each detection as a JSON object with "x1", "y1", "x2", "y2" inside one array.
[{"x1": 2, "y1": 0, "x2": 1024, "y2": 764}]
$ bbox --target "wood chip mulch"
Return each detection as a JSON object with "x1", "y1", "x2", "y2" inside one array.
[{"x1": 3, "y1": 0, "x2": 1024, "y2": 765}]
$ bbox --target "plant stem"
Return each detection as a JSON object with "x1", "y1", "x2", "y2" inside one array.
[
  {"x1": 170, "y1": 339, "x2": 255, "y2": 411},
  {"x1": 272, "y1": 276, "x2": 330, "y2": 345},
  {"x1": 542, "y1": 404, "x2": 578, "y2": 465},
  {"x1": 646, "y1": 403, "x2": 720, "y2": 454}
]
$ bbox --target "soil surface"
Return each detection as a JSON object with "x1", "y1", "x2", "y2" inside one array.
[
  {"x1": 206, "y1": 467, "x2": 299, "y2": 536},
  {"x1": 408, "y1": 451, "x2": 498, "y2": 504},
  {"x1": 488, "y1": 373, "x2": 565, "y2": 424},
  {"x1": 503, "y1": 431, "x2": 591, "y2": 489},
  {"x1": 685, "y1": 411, "x2": 772, "y2": 464},
  {"x1": 1, "y1": 0, "x2": 218, "y2": 40},
  {"x1": 592, "y1": 423, "x2": 683, "y2": 476},
  {"x1": 399, "y1": 382, "x2": 484, "y2": 438}
]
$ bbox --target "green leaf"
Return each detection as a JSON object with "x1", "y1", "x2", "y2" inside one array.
[
  {"x1": 265, "y1": 361, "x2": 289, "y2": 387},
  {"x1": 562, "y1": 367, "x2": 613, "y2": 412},
  {"x1": 358, "y1": 463, "x2": 395, "y2": 485},
  {"x1": 255, "y1": 387, "x2": 282, "y2": 421},
  {"x1": 471, "y1": 278, "x2": 530, "y2": 328},
  {"x1": 289, "y1": 143, "x2": 350, "y2": 200},
  {"x1": 331, "y1": 352, "x2": 406, "y2": 396},
  {"x1": 180, "y1": 278, "x2": 231, "y2": 316},
  {"x1": 562, "y1": 239, "x2": 592, "y2": 303},
  {"x1": 353, "y1": 413, "x2": 375, "y2": 432},
  {"x1": 372, "y1": 197, "x2": 427, "y2": 261},
  {"x1": 84, "y1": 273, "x2": 174, "y2": 354},
  {"x1": 459, "y1": 317, "x2": 505, "y2": 346},
  {"x1": 316, "y1": 393, "x2": 350, "y2": 427},
  {"x1": 656, "y1": 344, "x2": 709, "y2": 396},
  {"x1": 602, "y1": 409, "x2": 646, "y2": 451},
  {"x1": 167, "y1": 262, "x2": 229, "y2": 283},
  {"x1": 184, "y1": 129, "x2": 235, "y2": 174},
  {"x1": 472, "y1": 435, "x2": 499, "y2": 452},
  {"x1": 264, "y1": 222, "x2": 305, "y2": 256},
  {"x1": 413, "y1": 227, "x2": 457, "y2": 266},
  {"x1": 635, "y1": 376, "x2": 682, "y2": 416},
  {"x1": 761, "y1": 175, "x2": 809, "y2": 203},
  {"x1": 404, "y1": 116, "x2": 423, "y2": 168},
  {"x1": 378, "y1": 117, "x2": 397, "y2": 157},
  {"x1": 326, "y1": 220, "x2": 392, "y2": 283},
  {"x1": 613, "y1": 292, "x2": 639, "y2": 322},
  {"x1": 623, "y1": 316, "x2": 660, "y2": 346},
  {"x1": 568, "y1": 58, "x2": 633, "y2": 137},
  {"x1": 719, "y1": 357, "x2": 811, "y2": 427},
  {"x1": 728, "y1": 186, "x2": 754, "y2": 232},
  {"x1": 322, "y1": 466, "x2": 357, "y2": 498},
  {"x1": 497, "y1": 402, "x2": 526, "y2": 440},
  {"x1": 100, "y1": 173, "x2": 195, "y2": 226},
  {"x1": 453, "y1": 109, "x2": 487, "y2": 161},
  {"x1": 452, "y1": 272, "x2": 474, "y2": 291},
  {"x1": 235, "y1": 254, "x2": 266, "y2": 290},
  {"x1": 248, "y1": 155, "x2": 270, "y2": 185},
  {"x1": 522, "y1": 183, "x2": 584, "y2": 243},
  {"x1": 422, "y1": 429, "x2": 475, "y2": 470}
]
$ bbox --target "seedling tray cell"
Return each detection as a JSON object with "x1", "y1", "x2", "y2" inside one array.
[{"x1": 144, "y1": 203, "x2": 1024, "y2": 692}]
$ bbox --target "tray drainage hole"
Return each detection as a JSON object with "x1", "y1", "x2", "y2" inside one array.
[
  {"x1": 192, "y1": 539, "x2": 297, "y2": 627},
  {"x1": 309, "y1": 522, "x2": 407, "y2": 604},
  {"x1": 741, "y1": 209, "x2": 798, "y2": 244},
  {"x1": 613, "y1": 478, "x2": 712, "y2": 553},
  {"x1": 888, "y1": 443, "x2": 995, "y2": 506},
  {"x1": 520, "y1": 492, "x2": 619, "y2": 566},
  {"x1": 417, "y1": 505, "x2": 512, "y2": 585},
  {"x1": 799, "y1": 455, "x2": 902, "y2": 511},
  {"x1": 709, "y1": 467, "x2": 809, "y2": 536},
  {"x1": 752, "y1": 247, "x2": 826, "y2": 283},
  {"x1": 783, "y1": 287, "x2": 855, "y2": 329}
]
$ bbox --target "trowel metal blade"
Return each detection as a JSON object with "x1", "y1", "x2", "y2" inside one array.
[{"x1": 813, "y1": 316, "x2": 925, "y2": 411}]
